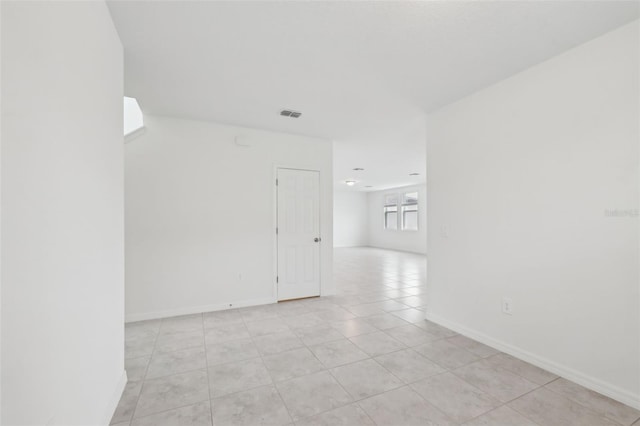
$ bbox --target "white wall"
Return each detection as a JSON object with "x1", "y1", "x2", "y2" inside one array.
[
  {"x1": 0, "y1": 3, "x2": 3, "y2": 421},
  {"x1": 333, "y1": 191, "x2": 368, "y2": 247},
  {"x1": 1, "y1": 2, "x2": 125, "y2": 425},
  {"x1": 426, "y1": 21, "x2": 639, "y2": 408},
  {"x1": 125, "y1": 115, "x2": 333, "y2": 321},
  {"x1": 368, "y1": 184, "x2": 427, "y2": 254}
]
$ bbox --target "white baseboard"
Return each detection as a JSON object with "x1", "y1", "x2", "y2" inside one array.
[
  {"x1": 125, "y1": 297, "x2": 277, "y2": 323},
  {"x1": 103, "y1": 370, "x2": 127, "y2": 425},
  {"x1": 425, "y1": 311, "x2": 640, "y2": 410}
]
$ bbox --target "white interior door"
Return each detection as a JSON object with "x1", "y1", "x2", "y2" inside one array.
[{"x1": 277, "y1": 168, "x2": 321, "y2": 301}]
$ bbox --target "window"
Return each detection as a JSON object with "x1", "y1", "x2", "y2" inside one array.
[
  {"x1": 401, "y1": 191, "x2": 419, "y2": 230},
  {"x1": 124, "y1": 96, "x2": 144, "y2": 136},
  {"x1": 384, "y1": 191, "x2": 420, "y2": 231},
  {"x1": 383, "y1": 194, "x2": 398, "y2": 230}
]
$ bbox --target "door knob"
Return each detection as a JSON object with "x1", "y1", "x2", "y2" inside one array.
[{"x1": 314, "y1": 237, "x2": 321, "y2": 242}]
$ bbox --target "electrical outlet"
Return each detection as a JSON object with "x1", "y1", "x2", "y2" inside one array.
[
  {"x1": 502, "y1": 297, "x2": 513, "y2": 315},
  {"x1": 238, "y1": 272, "x2": 242, "y2": 280},
  {"x1": 440, "y1": 225, "x2": 449, "y2": 238}
]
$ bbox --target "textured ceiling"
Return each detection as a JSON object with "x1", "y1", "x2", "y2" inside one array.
[{"x1": 107, "y1": 1, "x2": 639, "y2": 191}]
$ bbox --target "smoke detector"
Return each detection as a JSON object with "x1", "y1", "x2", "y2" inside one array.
[{"x1": 280, "y1": 109, "x2": 302, "y2": 118}]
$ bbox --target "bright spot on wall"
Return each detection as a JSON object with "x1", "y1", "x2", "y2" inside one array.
[{"x1": 124, "y1": 96, "x2": 144, "y2": 136}]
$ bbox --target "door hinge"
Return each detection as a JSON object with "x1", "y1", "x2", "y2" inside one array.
[
  {"x1": 276, "y1": 179, "x2": 278, "y2": 186},
  {"x1": 276, "y1": 276, "x2": 279, "y2": 283},
  {"x1": 276, "y1": 227, "x2": 278, "y2": 235}
]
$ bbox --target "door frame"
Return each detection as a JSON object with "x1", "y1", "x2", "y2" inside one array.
[{"x1": 273, "y1": 165, "x2": 323, "y2": 302}]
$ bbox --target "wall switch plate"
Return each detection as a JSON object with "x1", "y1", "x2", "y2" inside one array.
[
  {"x1": 502, "y1": 297, "x2": 513, "y2": 315},
  {"x1": 440, "y1": 225, "x2": 449, "y2": 238}
]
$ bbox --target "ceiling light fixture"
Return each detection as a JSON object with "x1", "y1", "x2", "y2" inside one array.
[
  {"x1": 365, "y1": 185, "x2": 373, "y2": 188},
  {"x1": 280, "y1": 109, "x2": 302, "y2": 118},
  {"x1": 409, "y1": 173, "x2": 420, "y2": 176},
  {"x1": 345, "y1": 180, "x2": 357, "y2": 186},
  {"x1": 352, "y1": 167, "x2": 364, "y2": 171}
]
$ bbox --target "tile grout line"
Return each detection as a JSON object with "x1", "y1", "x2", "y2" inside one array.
[
  {"x1": 539, "y1": 379, "x2": 634, "y2": 426},
  {"x1": 317, "y1": 310, "x2": 456, "y2": 421},
  {"x1": 239, "y1": 306, "x2": 296, "y2": 425},
  {"x1": 284, "y1": 307, "x2": 425, "y2": 423},
  {"x1": 126, "y1": 399, "x2": 212, "y2": 425},
  {"x1": 125, "y1": 320, "x2": 161, "y2": 425},
  {"x1": 201, "y1": 313, "x2": 215, "y2": 426},
  {"x1": 265, "y1": 302, "x2": 395, "y2": 422},
  {"x1": 129, "y1": 316, "x2": 210, "y2": 424},
  {"x1": 460, "y1": 404, "x2": 541, "y2": 426}
]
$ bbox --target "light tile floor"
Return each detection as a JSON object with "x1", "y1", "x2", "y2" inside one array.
[{"x1": 112, "y1": 247, "x2": 640, "y2": 426}]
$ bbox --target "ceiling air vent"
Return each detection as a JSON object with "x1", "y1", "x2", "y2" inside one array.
[{"x1": 280, "y1": 109, "x2": 302, "y2": 118}]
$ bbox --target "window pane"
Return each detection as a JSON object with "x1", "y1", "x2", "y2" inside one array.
[
  {"x1": 403, "y1": 192, "x2": 418, "y2": 205},
  {"x1": 385, "y1": 211, "x2": 398, "y2": 230},
  {"x1": 384, "y1": 194, "x2": 398, "y2": 207},
  {"x1": 402, "y1": 209, "x2": 418, "y2": 231},
  {"x1": 384, "y1": 194, "x2": 398, "y2": 230},
  {"x1": 401, "y1": 192, "x2": 419, "y2": 230}
]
